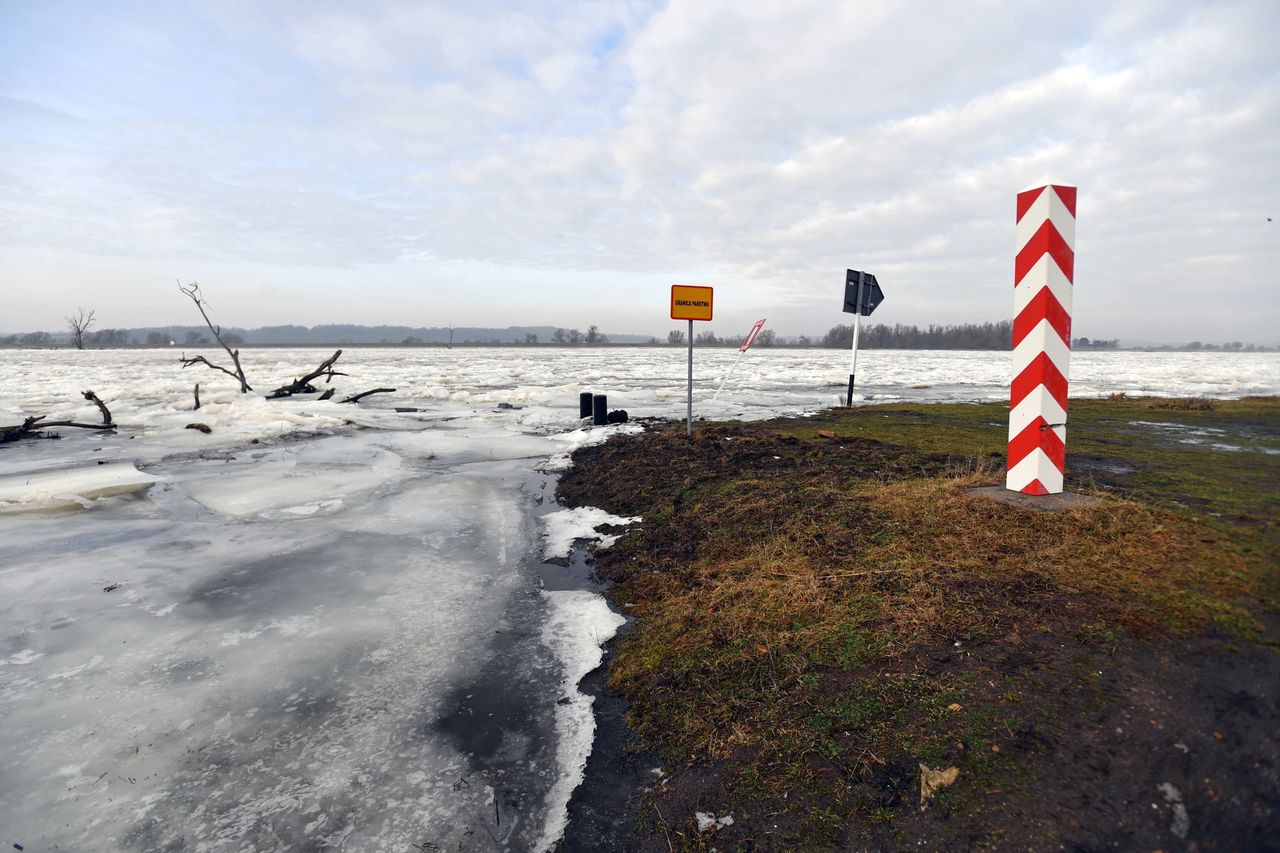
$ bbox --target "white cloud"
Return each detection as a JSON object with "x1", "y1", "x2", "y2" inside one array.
[{"x1": 1, "y1": 0, "x2": 1277, "y2": 340}]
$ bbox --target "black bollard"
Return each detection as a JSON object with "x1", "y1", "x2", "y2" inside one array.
[
  {"x1": 592, "y1": 394, "x2": 608, "y2": 426},
  {"x1": 579, "y1": 391, "x2": 593, "y2": 418}
]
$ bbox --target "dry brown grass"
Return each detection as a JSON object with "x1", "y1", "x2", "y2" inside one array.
[
  {"x1": 603, "y1": 467, "x2": 1262, "y2": 782},
  {"x1": 556, "y1": 399, "x2": 1280, "y2": 845}
]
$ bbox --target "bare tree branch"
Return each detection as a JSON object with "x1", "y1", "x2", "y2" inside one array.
[
  {"x1": 341, "y1": 388, "x2": 396, "y2": 404},
  {"x1": 267, "y1": 350, "x2": 346, "y2": 399},
  {"x1": 180, "y1": 353, "x2": 245, "y2": 383},
  {"x1": 82, "y1": 390, "x2": 113, "y2": 425},
  {"x1": 177, "y1": 281, "x2": 252, "y2": 392}
]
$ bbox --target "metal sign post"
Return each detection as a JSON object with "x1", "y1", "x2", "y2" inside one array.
[
  {"x1": 670, "y1": 285, "x2": 714, "y2": 437},
  {"x1": 687, "y1": 320, "x2": 694, "y2": 436},
  {"x1": 841, "y1": 269, "x2": 884, "y2": 406}
]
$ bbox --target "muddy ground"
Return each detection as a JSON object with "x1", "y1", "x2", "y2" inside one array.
[{"x1": 557, "y1": 404, "x2": 1280, "y2": 852}]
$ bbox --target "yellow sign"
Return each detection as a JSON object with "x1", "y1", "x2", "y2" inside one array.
[{"x1": 670, "y1": 285, "x2": 714, "y2": 321}]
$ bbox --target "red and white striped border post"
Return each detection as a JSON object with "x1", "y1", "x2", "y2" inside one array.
[{"x1": 1007, "y1": 182, "x2": 1076, "y2": 495}]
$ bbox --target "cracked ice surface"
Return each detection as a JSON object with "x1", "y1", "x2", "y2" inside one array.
[{"x1": 1, "y1": 346, "x2": 1276, "y2": 850}]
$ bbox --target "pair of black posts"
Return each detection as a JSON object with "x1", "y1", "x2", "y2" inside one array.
[{"x1": 579, "y1": 391, "x2": 609, "y2": 425}]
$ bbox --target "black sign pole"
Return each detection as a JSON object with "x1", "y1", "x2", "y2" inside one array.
[
  {"x1": 686, "y1": 319, "x2": 694, "y2": 437},
  {"x1": 846, "y1": 271, "x2": 865, "y2": 406}
]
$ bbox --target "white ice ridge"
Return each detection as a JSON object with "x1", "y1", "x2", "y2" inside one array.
[
  {"x1": 541, "y1": 506, "x2": 642, "y2": 560},
  {"x1": 543, "y1": 422, "x2": 644, "y2": 472},
  {"x1": 0, "y1": 462, "x2": 159, "y2": 511},
  {"x1": 534, "y1": 589, "x2": 627, "y2": 853}
]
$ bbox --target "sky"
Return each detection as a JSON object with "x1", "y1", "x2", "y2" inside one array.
[{"x1": 1, "y1": 0, "x2": 1277, "y2": 343}]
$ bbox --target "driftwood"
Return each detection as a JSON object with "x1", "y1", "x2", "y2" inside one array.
[
  {"x1": 1, "y1": 390, "x2": 117, "y2": 444},
  {"x1": 267, "y1": 350, "x2": 346, "y2": 399},
  {"x1": 193, "y1": 384, "x2": 201, "y2": 411},
  {"x1": 341, "y1": 388, "x2": 396, "y2": 404},
  {"x1": 83, "y1": 390, "x2": 113, "y2": 425},
  {"x1": 1, "y1": 415, "x2": 116, "y2": 444},
  {"x1": 178, "y1": 281, "x2": 252, "y2": 392}
]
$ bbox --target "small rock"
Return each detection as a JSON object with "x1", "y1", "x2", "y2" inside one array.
[
  {"x1": 695, "y1": 812, "x2": 733, "y2": 833},
  {"x1": 1157, "y1": 782, "x2": 1190, "y2": 839},
  {"x1": 185, "y1": 423, "x2": 212, "y2": 434}
]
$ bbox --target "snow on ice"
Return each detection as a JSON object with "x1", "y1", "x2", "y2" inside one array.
[{"x1": 0, "y1": 346, "x2": 1276, "y2": 850}]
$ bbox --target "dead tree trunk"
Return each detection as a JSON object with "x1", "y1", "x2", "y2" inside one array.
[
  {"x1": 178, "y1": 281, "x2": 252, "y2": 392},
  {"x1": 267, "y1": 350, "x2": 346, "y2": 399}
]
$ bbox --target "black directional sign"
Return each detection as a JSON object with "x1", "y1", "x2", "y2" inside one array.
[{"x1": 842, "y1": 269, "x2": 884, "y2": 317}]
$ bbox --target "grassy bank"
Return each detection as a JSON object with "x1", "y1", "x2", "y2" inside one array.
[{"x1": 558, "y1": 396, "x2": 1280, "y2": 851}]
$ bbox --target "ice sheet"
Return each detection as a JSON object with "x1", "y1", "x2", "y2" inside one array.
[{"x1": 0, "y1": 461, "x2": 159, "y2": 511}]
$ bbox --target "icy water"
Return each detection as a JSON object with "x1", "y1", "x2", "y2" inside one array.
[{"x1": 0, "y1": 347, "x2": 1276, "y2": 851}]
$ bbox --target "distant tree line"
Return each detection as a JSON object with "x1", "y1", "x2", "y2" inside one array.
[
  {"x1": 665, "y1": 327, "x2": 779, "y2": 347},
  {"x1": 1072, "y1": 337, "x2": 1119, "y2": 349},
  {"x1": 820, "y1": 321, "x2": 1014, "y2": 349},
  {"x1": 2, "y1": 316, "x2": 1275, "y2": 352},
  {"x1": 551, "y1": 325, "x2": 609, "y2": 344}
]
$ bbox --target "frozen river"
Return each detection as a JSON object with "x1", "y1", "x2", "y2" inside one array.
[{"x1": 1, "y1": 346, "x2": 1276, "y2": 851}]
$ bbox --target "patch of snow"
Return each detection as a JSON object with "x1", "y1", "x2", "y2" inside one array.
[
  {"x1": 533, "y1": 589, "x2": 626, "y2": 853},
  {"x1": 541, "y1": 506, "x2": 642, "y2": 560},
  {"x1": 696, "y1": 811, "x2": 735, "y2": 833}
]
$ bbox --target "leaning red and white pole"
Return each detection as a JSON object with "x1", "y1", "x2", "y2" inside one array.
[{"x1": 1007, "y1": 182, "x2": 1076, "y2": 495}]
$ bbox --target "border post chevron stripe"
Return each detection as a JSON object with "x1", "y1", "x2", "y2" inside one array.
[{"x1": 1007, "y1": 182, "x2": 1076, "y2": 495}]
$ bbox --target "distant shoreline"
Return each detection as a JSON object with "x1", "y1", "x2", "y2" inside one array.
[{"x1": 2, "y1": 342, "x2": 1276, "y2": 353}]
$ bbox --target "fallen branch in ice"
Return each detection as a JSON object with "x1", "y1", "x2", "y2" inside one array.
[
  {"x1": 178, "y1": 280, "x2": 252, "y2": 392},
  {"x1": 267, "y1": 350, "x2": 347, "y2": 399},
  {"x1": 82, "y1": 390, "x2": 113, "y2": 425},
  {"x1": 193, "y1": 383, "x2": 201, "y2": 410},
  {"x1": 0, "y1": 415, "x2": 116, "y2": 444},
  {"x1": 1, "y1": 391, "x2": 118, "y2": 444},
  {"x1": 340, "y1": 387, "x2": 396, "y2": 404}
]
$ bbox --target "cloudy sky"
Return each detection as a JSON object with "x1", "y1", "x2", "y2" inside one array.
[{"x1": 2, "y1": 0, "x2": 1277, "y2": 342}]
